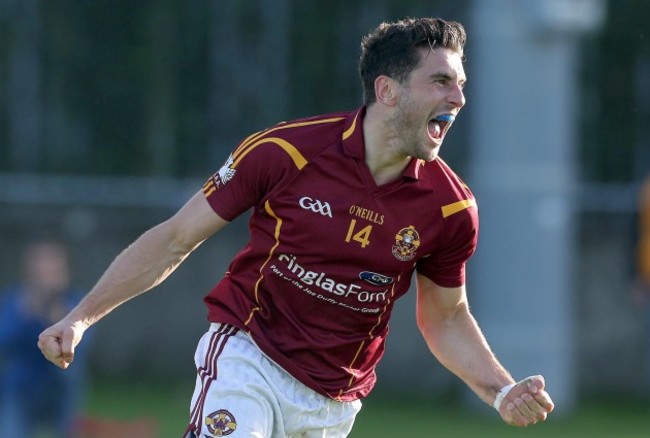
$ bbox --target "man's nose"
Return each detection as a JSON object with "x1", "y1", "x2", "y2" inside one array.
[{"x1": 448, "y1": 83, "x2": 465, "y2": 108}]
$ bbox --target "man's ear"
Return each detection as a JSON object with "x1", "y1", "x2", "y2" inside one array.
[{"x1": 374, "y1": 75, "x2": 400, "y2": 107}]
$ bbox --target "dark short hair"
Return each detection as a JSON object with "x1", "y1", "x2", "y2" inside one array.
[{"x1": 359, "y1": 17, "x2": 467, "y2": 105}]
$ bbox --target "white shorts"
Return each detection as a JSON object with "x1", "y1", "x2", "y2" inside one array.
[{"x1": 184, "y1": 323, "x2": 362, "y2": 438}]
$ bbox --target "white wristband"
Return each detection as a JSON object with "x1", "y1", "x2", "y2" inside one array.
[{"x1": 493, "y1": 383, "x2": 515, "y2": 411}]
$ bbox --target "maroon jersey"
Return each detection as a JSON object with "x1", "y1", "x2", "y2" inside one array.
[{"x1": 202, "y1": 107, "x2": 478, "y2": 401}]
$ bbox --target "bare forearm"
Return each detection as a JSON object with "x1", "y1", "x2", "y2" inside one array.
[
  {"x1": 415, "y1": 277, "x2": 553, "y2": 426},
  {"x1": 421, "y1": 307, "x2": 514, "y2": 404},
  {"x1": 67, "y1": 221, "x2": 197, "y2": 326}
]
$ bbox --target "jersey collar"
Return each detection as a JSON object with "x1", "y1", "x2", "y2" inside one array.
[{"x1": 341, "y1": 106, "x2": 424, "y2": 180}]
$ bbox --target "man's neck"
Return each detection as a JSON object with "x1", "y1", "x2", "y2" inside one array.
[{"x1": 362, "y1": 105, "x2": 412, "y2": 185}]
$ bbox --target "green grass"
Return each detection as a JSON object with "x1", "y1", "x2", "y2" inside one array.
[
  {"x1": 84, "y1": 381, "x2": 650, "y2": 438},
  {"x1": 83, "y1": 380, "x2": 191, "y2": 436},
  {"x1": 352, "y1": 394, "x2": 650, "y2": 438}
]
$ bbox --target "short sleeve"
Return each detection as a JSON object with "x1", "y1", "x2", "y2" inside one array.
[
  {"x1": 202, "y1": 135, "x2": 299, "y2": 221},
  {"x1": 416, "y1": 206, "x2": 479, "y2": 288}
]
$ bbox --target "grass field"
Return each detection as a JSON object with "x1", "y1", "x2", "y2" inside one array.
[{"x1": 84, "y1": 381, "x2": 650, "y2": 438}]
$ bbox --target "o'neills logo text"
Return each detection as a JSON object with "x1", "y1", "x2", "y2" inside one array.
[
  {"x1": 277, "y1": 254, "x2": 387, "y2": 303},
  {"x1": 349, "y1": 204, "x2": 384, "y2": 225}
]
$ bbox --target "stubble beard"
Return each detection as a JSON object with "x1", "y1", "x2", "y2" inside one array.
[{"x1": 389, "y1": 101, "x2": 436, "y2": 162}]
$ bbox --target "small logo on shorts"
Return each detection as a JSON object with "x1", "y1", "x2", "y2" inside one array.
[
  {"x1": 205, "y1": 409, "x2": 237, "y2": 436},
  {"x1": 392, "y1": 225, "x2": 421, "y2": 261}
]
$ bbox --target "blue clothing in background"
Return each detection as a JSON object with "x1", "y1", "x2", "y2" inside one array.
[{"x1": 0, "y1": 285, "x2": 89, "y2": 438}]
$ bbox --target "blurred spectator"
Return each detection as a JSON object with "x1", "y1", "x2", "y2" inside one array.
[{"x1": 0, "y1": 238, "x2": 89, "y2": 438}]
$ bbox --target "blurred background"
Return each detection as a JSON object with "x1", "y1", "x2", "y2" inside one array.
[{"x1": 1, "y1": 0, "x2": 649, "y2": 436}]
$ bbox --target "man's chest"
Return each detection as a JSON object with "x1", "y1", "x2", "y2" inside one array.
[{"x1": 260, "y1": 159, "x2": 444, "y2": 276}]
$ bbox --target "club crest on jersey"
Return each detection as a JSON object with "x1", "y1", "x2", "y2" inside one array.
[
  {"x1": 392, "y1": 225, "x2": 420, "y2": 261},
  {"x1": 213, "y1": 154, "x2": 236, "y2": 187},
  {"x1": 205, "y1": 409, "x2": 237, "y2": 436}
]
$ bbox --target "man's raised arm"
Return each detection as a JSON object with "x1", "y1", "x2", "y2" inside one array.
[{"x1": 37, "y1": 191, "x2": 227, "y2": 369}]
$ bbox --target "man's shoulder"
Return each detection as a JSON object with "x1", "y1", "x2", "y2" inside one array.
[
  {"x1": 236, "y1": 110, "x2": 352, "y2": 167},
  {"x1": 420, "y1": 158, "x2": 476, "y2": 210},
  {"x1": 264, "y1": 110, "x2": 351, "y2": 143},
  {"x1": 224, "y1": 110, "x2": 354, "y2": 180}
]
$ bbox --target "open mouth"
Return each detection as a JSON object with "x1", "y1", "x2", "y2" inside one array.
[{"x1": 428, "y1": 114, "x2": 455, "y2": 140}]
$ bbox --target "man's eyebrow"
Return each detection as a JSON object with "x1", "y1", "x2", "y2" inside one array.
[
  {"x1": 430, "y1": 72, "x2": 453, "y2": 80},
  {"x1": 429, "y1": 72, "x2": 468, "y2": 84}
]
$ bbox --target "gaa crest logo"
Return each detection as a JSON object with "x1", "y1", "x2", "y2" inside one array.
[
  {"x1": 205, "y1": 409, "x2": 237, "y2": 436},
  {"x1": 299, "y1": 196, "x2": 333, "y2": 218},
  {"x1": 392, "y1": 225, "x2": 420, "y2": 261}
]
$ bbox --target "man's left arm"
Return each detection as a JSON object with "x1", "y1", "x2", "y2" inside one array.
[{"x1": 415, "y1": 273, "x2": 554, "y2": 427}]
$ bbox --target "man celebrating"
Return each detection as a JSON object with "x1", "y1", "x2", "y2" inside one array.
[{"x1": 39, "y1": 17, "x2": 554, "y2": 436}]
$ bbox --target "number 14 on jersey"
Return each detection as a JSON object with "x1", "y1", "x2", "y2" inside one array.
[{"x1": 345, "y1": 219, "x2": 373, "y2": 248}]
